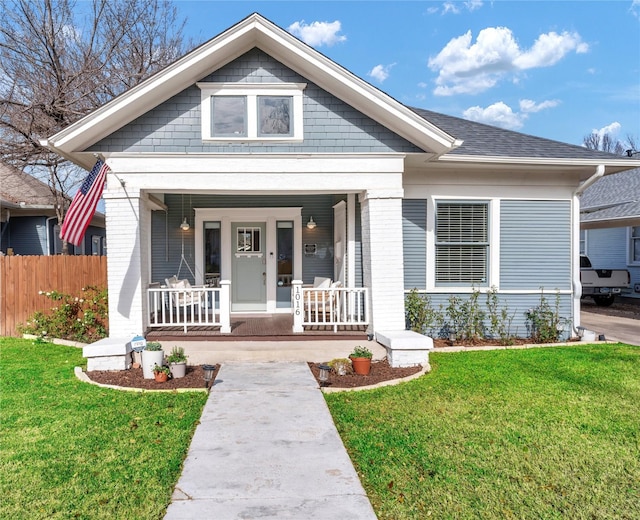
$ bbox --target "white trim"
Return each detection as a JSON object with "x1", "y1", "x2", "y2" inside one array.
[
  {"x1": 198, "y1": 82, "x2": 305, "y2": 142},
  {"x1": 406, "y1": 288, "x2": 572, "y2": 295},
  {"x1": 347, "y1": 193, "x2": 356, "y2": 289},
  {"x1": 195, "y1": 207, "x2": 302, "y2": 313}
]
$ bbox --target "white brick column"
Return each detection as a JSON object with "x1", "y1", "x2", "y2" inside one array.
[
  {"x1": 359, "y1": 189, "x2": 406, "y2": 333},
  {"x1": 103, "y1": 186, "x2": 147, "y2": 338}
]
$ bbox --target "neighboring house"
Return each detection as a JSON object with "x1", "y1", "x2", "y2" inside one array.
[
  {"x1": 580, "y1": 167, "x2": 640, "y2": 297},
  {"x1": 0, "y1": 162, "x2": 106, "y2": 256},
  {"x1": 42, "y1": 14, "x2": 640, "y2": 341}
]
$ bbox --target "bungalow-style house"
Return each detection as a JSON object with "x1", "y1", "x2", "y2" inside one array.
[
  {"x1": 0, "y1": 161, "x2": 106, "y2": 256},
  {"x1": 580, "y1": 167, "x2": 640, "y2": 297},
  {"x1": 42, "y1": 14, "x2": 640, "y2": 345}
]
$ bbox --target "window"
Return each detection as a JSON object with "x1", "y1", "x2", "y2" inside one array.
[
  {"x1": 580, "y1": 229, "x2": 587, "y2": 256},
  {"x1": 277, "y1": 221, "x2": 293, "y2": 287},
  {"x1": 258, "y1": 96, "x2": 292, "y2": 136},
  {"x1": 435, "y1": 201, "x2": 489, "y2": 285},
  {"x1": 236, "y1": 227, "x2": 261, "y2": 253},
  {"x1": 212, "y1": 96, "x2": 246, "y2": 137},
  {"x1": 198, "y1": 83, "x2": 305, "y2": 141},
  {"x1": 204, "y1": 222, "x2": 221, "y2": 286},
  {"x1": 630, "y1": 227, "x2": 640, "y2": 264}
]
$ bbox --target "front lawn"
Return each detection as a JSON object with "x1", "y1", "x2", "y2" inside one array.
[
  {"x1": 326, "y1": 344, "x2": 640, "y2": 519},
  {"x1": 0, "y1": 337, "x2": 207, "y2": 520}
]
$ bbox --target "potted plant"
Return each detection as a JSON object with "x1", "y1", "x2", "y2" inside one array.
[
  {"x1": 349, "y1": 345, "x2": 372, "y2": 375},
  {"x1": 152, "y1": 363, "x2": 171, "y2": 383},
  {"x1": 166, "y1": 346, "x2": 188, "y2": 379},
  {"x1": 141, "y1": 341, "x2": 164, "y2": 379}
]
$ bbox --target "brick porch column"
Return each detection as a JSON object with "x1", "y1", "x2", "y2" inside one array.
[
  {"x1": 359, "y1": 190, "x2": 406, "y2": 333},
  {"x1": 103, "y1": 187, "x2": 149, "y2": 338}
]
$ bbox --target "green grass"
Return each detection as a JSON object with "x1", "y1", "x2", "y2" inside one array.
[
  {"x1": 326, "y1": 344, "x2": 640, "y2": 519},
  {"x1": 0, "y1": 337, "x2": 208, "y2": 520}
]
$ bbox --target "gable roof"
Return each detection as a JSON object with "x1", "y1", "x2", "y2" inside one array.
[
  {"x1": 43, "y1": 13, "x2": 640, "y2": 177},
  {"x1": 43, "y1": 13, "x2": 460, "y2": 169},
  {"x1": 0, "y1": 162, "x2": 58, "y2": 208},
  {"x1": 581, "y1": 168, "x2": 640, "y2": 228}
]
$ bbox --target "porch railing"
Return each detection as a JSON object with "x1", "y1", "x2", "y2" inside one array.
[
  {"x1": 147, "y1": 281, "x2": 231, "y2": 333},
  {"x1": 292, "y1": 281, "x2": 369, "y2": 332}
]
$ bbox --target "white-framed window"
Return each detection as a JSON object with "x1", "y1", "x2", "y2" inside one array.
[
  {"x1": 435, "y1": 200, "x2": 489, "y2": 286},
  {"x1": 629, "y1": 226, "x2": 640, "y2": 264},
  {"x1": 579, "y1": 229, "x2": 587, "y2": 256},
  {"x1": 198, "y1": 83, "x2": 305, "y2": 142}
]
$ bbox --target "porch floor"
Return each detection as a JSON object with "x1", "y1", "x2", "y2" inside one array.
[{"x1": 145, "y1": 314, "x2": 367, "y2": 342}]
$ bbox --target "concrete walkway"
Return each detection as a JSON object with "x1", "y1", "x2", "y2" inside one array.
[
  {"x1": 580, "y1": 311, "x2": 640, "y2": 346},
  {"x1": 164, "y1": 362, "x2": 378, "y2": 520}
]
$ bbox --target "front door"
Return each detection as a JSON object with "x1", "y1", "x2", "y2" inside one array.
[{"x1": 231, "y1": 222, "x2": 267, "y2": 311}]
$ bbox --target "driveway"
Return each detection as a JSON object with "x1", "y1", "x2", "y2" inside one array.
[{"x1": 580, "y1": 297, "x2": 640, "y2": 346}]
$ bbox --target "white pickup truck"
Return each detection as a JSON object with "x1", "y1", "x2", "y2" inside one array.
[{"x1": 580, "y1": 255, "x2": 630, "y2": 306}]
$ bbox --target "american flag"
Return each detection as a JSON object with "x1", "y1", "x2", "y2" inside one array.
[{"x1": 60, "y1": 159, "x2": 109, "y2": 247}]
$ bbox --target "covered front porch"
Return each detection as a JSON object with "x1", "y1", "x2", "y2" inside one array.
[
  {"x1": 144, "y1": 313, "x2": 368, "y2": 341},
  {"x1": 146, "y1": 281, "x2": 370, "y2": 334}
]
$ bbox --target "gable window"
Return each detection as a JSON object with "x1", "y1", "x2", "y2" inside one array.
[
  {"x1": 212, "y1": 96, "x2": 247, "y2": 137},
  {"x1": 435, "y1": 201, "x2": 489, "y2": 285},
  {"x1": 630, "y1": 226, "x2": 640, "y2": 264},
  {"x1": 198, "y1": 83, "x2": 305, "y2": 142}
]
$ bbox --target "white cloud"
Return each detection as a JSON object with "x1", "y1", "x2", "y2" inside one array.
[
  {"x1": 593, "y1": 122, "x2": 621, "y2": 138},
  {"x1": 436, "y1": 1, "x2": 483, "y2": 15},
  {"x1": 368, "y1": 63, "x2": 396, "y2": 83},
  {"x1": 463, "y1": 98, "x2": 560, "y2": 129},
  {"x1": 464, "y1": 102, "x2": 524, "y2": 129},
  {"x1": 519, "y1": 99, "x2": 560, "y2": 113},
  {"x1": 631, "y1": 0, "x2": 640, "y2": 18},
  {"x1": 287, "y1": 20, "x2": 346, "y2": 47},
  {"x1": 428, "y1": 27, "x2": 588, "y2": 96}
]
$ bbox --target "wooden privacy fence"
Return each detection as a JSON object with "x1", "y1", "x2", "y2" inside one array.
[{"x1": 0, "y1": 255, "x2": 107, "y2": 337}]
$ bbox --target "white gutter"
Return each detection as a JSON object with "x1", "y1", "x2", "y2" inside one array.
[
  {"x1": 574, "y1": 164, "x2": 605, "y2": 196},
  {"x1": 571, "y1": 164, "x2": 605, "y2": 333}
]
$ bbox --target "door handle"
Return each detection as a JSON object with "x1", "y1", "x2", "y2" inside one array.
[{"x1": 262, "y1": 272, "x2": 266, "y2": 285}]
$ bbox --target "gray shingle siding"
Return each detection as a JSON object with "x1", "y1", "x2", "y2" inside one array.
[
  {"x1": 90, "y1": 48, "x2": 421, "y2": 155},
  {"x1": 500, "y1": 200, "x2": 572, "y2": 290}
]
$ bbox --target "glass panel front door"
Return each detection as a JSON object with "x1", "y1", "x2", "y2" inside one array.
[{"x1": 231, "y1": 222, "x2": 267, "y2": 311}]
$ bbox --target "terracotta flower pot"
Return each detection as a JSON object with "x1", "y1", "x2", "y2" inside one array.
[
  {"x1": 154, "y1": 372, "x2": 169, "y2": 383},
  {"x1": 350, "y1": 356, "x2": 371, "y2": 376}
]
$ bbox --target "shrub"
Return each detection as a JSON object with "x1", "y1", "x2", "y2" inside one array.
[
  {"x1": 405, "y1": 289, "x2": 443, "y2": 336},
  {"x1": 18, "y1": 286, "x2": 108, "y2": 343},
  {"x1": 525, "y1": 291, "x2": 569, "y2": 343}
]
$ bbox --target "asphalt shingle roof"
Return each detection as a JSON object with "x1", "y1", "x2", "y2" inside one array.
[
  {"x1": 0, "y1": 162, "x2": 57, "y2": 206},
  {"x1": 409, "y1": 107, "x2": 625, "y2": 161},
  {"x1": 581, "y1": 167, "x2": 640, "y2": 222}
]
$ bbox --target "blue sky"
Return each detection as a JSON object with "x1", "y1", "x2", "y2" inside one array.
[{"x1": 174, "y1": 0, "x2": 640, "y2": 149}]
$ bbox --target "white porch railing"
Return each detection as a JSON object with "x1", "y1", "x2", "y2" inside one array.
[
  {"x1": 291, "y1": 281, "x2": 369, "y2": 333},
  {"x1": 147, "y1": 281, "x2": 231, "y2": 333}
]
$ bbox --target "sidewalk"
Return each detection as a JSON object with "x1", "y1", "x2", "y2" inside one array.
[{"x1": 164, "y1": 362, "x2": 378, "y2": 520}]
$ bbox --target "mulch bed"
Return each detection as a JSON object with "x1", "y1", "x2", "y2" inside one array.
[
  {"x1": 307, "y1": 359, "x2": 423, "y2": 388},
  {"x1": 86, "y1": 364, "x2": 220, "y2": 390},
  {"x1": 85, "y1": 360, "x2": 421, "y2": 390}
]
